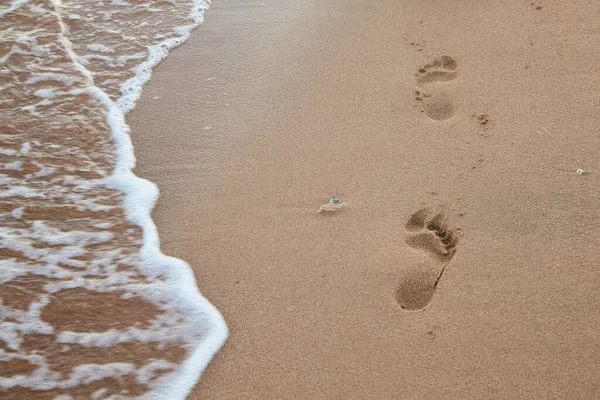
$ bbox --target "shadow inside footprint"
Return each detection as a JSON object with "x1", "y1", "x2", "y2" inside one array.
[
  {"x1": 422, "y1": 92, "x2": 454, "y2": 121},
  {"x1": 396, "y1": 264, "x2": 437, "y2": 310}
]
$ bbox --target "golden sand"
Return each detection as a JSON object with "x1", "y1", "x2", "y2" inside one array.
[{"x1": 130, "y1": 0, "x2": 600, "y2": 398}]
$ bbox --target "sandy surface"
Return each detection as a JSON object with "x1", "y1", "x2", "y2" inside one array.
[{"x1": 129, "y1": 0, "x2": 600, "y2": 398}]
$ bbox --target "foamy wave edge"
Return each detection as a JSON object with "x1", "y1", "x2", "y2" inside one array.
[{"x1": 51, "y1": 0, "x2": 228, "y2": 398}]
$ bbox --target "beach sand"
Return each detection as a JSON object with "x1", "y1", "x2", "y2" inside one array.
[{"x1": 129, "y1": 0, "x2": 600, "y2": 398}]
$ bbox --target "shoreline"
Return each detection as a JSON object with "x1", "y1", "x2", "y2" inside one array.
[
  {"x1": 1, "y1": 1, "x2": 226, "y2": 398},
  {"x1": 129, "y1": 0, "x2": 600, "y2": 398}
]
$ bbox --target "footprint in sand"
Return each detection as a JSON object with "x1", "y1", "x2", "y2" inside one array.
[
  {"x1": 396, "y1": 207, "x2": 460, "y2": 310},
  {"x1": 414, "y1": 55, "x2": 458, "y2": 121}
]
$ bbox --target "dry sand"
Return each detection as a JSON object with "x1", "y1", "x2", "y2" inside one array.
[{"x1": 129, "y1": 0, "x2": 600, "y2": 398}]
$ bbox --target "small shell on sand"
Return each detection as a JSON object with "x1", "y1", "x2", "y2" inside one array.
[{"x1": 318, "y1": 197, "x2": 348, "y2": 214}]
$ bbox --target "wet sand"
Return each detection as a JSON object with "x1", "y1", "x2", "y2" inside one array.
[{"x1": 129, "y1": 0, "x2": 600, "y2": 398}]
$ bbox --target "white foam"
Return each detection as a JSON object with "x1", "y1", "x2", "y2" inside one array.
[
  {"x1": 0, "y1": 0, "x2": 29, "y2": 18},
  {"x1": 25, "y1": 165, "x2": 56, "y2": 178},
  {"x1": 65, "y1": 363, "x2": 135, "y2": 387},
  {"x1": 77, "y1": 53, "x2": 113, "y2": 67},
  {"x1": 33, "y1": 88, "x2": 57, "y2": 98},
  {"x1": 10, "y1": 207, "x2": 24, "y2": 219},
  {"x1": 0, "y1": 184, "x2": 46, "y2": 198},
  {"x1": 19, "y1": 142, "x2": 31, "y2": 154},
  {"x1": 2, "y1": 161, "x2": 22, "y2": 170},
  {"x1": 24, "y1": 72, "x2": 75, "y2": 86},
  {"x1": 115, "y1": 52, "x2": 146, "y2": 66},
  {"x1": 0, "y1": 148, "x2": 18, "y2": 156},
  {"x1": 0, "y1": 295, "x2": 55, "y2": 350},
  {"x1": 136, "y1": 360, "x2": 177, "y2": 384},
  {"x1": 91, "y1": 388, "x2": 108, "y2": 400},
  {"x1": 86, "y1": 43, "x2": 114, "y2": 53},
  {"x1": 29, "y1": 221, "x2": 115, "y2": 246},
  {"x1": 0, "y1": 362, "x2": 136, "y2": 391}
]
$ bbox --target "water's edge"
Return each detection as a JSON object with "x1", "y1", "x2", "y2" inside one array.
[
  {"x1": 1, "y1": 0, "x2": 228, "y2": 397},
  {"x1": 91, "y1": 1, "x2": 229, "y2": 397}
]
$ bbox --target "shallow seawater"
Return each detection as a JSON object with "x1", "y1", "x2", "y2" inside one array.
[{"x1": 0, "y1": 0, "x2": 226, "y2": 398}]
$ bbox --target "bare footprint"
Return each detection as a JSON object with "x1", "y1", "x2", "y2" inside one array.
[
  {"x1": 414, "y1": 55, "x2": 458, "y2": 121},
  {"x1": 416, "y1": 55, "x2": 458, "y2": 85},
  {"x1": 396, "y1": 207, "x2": 460, "y2": 310}
]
